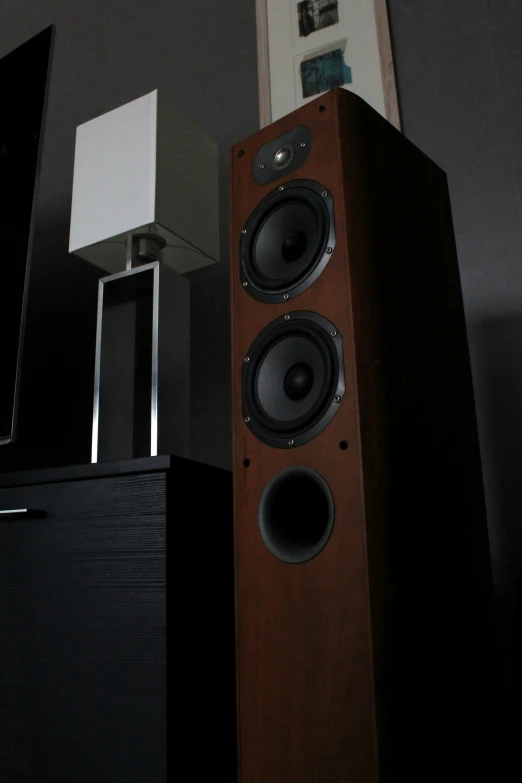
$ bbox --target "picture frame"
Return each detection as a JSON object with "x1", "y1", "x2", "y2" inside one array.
[{"x1": 256, "y1": 0, "x2": 400, "y2": 130}]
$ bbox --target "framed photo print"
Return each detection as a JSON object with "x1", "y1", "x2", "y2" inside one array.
[{"x1": 256, "y1": 0, "x2": 400, "y2": 129}]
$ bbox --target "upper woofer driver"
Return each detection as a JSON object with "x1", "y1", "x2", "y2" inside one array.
[{"x1": 240, "y1": 179, "x2": 336, "y2": 304}]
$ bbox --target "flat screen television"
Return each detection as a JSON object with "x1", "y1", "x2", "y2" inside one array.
[{"x1": 0, "y1": 26, "x2": 54, "y2": 444}]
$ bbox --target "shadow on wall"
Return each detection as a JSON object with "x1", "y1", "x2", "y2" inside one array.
[
  {"x1": 187, "y1": 143, "x2": 232, "y2": 471},
  {"x1": 474, "y1": 313, "x2": 522, "y2": 781},
  {"x1": 188, "y1": 257, "x2": 231, "y2": 471}
]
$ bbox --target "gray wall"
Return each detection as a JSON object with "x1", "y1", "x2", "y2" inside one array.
[
  {"x1": 388, "y1": 0, "x2": 522, "y2": 771},
  {"x1": 0, "y1": 0, "x2": 259, "y2": 472}
]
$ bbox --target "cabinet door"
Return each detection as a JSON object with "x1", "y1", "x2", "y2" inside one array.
[{"x1": 0, "y1": 472, "x2": 166, "y2": 783}]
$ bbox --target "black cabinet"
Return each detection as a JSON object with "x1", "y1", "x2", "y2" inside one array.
[{"x1": 0, "y1": 456, "x2": 233, "y2": 783}]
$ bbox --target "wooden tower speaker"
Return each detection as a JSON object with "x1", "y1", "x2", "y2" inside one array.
[{"x1": 229, "y1": 88, "x2": 498, "y2": 782}]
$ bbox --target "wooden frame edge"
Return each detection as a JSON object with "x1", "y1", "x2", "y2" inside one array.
[
  {"x1": 373, "y1": 0, "x2": 401, "y2": 130},
  {"x1": 256, "y1": 0, "x2": 272, "y2": 128}
]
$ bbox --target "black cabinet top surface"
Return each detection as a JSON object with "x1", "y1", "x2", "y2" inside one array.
[{"x1": 0, "y1": 456, "x2": 173, "y2": 488}]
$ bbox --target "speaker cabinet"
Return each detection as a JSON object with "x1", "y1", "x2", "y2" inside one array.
[{"x1": 230, "y1": 88, "x2": 498, "y2": 782}]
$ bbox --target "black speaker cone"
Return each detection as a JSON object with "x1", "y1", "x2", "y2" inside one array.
[
  {"x1": 243, "y1": 312, "x2": 344, "y2": 448},
  {"x1": 240, "y1": 180, "x2": 336, "y2": 303}
]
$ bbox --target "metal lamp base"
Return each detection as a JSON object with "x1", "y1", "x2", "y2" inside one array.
[{"x1": 91, "y1": 260, "x2": 190, "y2": 463}]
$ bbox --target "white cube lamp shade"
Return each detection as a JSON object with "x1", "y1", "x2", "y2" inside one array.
[{"x1": 69, "y1": 90, "x2": 219, "y2": 274}]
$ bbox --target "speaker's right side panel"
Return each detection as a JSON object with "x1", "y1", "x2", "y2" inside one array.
[{"x1": 340, "y1": 95, "x2": 500, "y2": 779}]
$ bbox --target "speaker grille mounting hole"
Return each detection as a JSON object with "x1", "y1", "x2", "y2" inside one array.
[{"x1": 258, "y1": 466, "x2": 334, "y2": 563}]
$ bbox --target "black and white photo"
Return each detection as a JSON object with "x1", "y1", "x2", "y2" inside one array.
[{"x1": 297, "y1": 0, "x2": 339, "y2": 38}]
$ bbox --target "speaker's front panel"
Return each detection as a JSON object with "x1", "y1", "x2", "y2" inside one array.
[{"x1": 230, "y1": 90, "x2": 380, "y2": 781}]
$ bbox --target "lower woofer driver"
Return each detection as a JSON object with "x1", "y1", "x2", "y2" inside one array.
[{"x1": 242, "y1": 311, "x2": 345, "y2": 448}]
